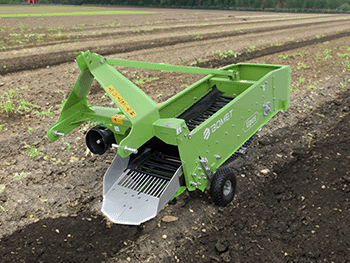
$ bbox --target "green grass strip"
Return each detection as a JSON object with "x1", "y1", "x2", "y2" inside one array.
[{"x1": 0, "y1": 10, "x2": 152, "y2": 17}]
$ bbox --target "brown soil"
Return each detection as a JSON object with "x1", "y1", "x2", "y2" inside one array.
[{"x1": 0, "y1": 6, "x2": 349, "y2": 263}]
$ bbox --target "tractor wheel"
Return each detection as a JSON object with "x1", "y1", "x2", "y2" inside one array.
[{"x1": 210, "y1": 168, "x2": 237, "y2": 207}]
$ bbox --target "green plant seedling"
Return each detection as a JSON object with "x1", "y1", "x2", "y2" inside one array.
[
  {"x1": 63, "y1": 142, "x2": 72, "y2": 150},
  {"x1": 0, "y1": 206, "x2": 5, "y2": 212},
  {"x1": 337, "y1": 53, "x2": 350, "y2": 58},
  {"x1": 297, "y1": 62, "x2": 309, "y2": 70},
  {"x1": 0, "y1": 125, "x2": 3, "y2": 131},
  {"x1": 28, "y1": 148, "x2": 41, "y2": 157},
  {"x1": 36, "y1": 108, "x2": 53, "y2": 117},
  {"x1": 278, "y1": 54, "x2": 288, "y2": 59},
  {"x1": 18, "y1": 100, "x2": 40, "y2": 112},
  {"x1": 247, "y1": 45, "x2": 256, "y2": 52},
  {"x1": 299, "y1": 78, "x2": 305, "y2": 84},
  {"x1": 28, "y1": 127, "x2": 33, "y2": 133},
  {"x1": 215, "y1": 50, "x2": 238, "y2": 58},
  {"x1": 0, "y1": 89, "x2": 15, "y2": 112},
  {"x1": 14, "y1": 172, "x2": 27, "y2": 179},
  {"x1": 323, "y1": 55, "x2": 333, "y2": 60},
  {"x1": 195, "y1": 34, "x2": 203, "y2": 39}
]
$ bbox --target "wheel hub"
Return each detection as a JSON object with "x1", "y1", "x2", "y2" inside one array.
[{"x1": 223, "y1": 180, "x2": 232, "y2": 196}]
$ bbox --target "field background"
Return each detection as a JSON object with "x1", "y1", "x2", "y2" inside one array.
[{"x1": 0, "y1": 5, "x2": 350, "y2": 263}]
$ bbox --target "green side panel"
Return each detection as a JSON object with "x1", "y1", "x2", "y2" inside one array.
[{"x1": 176, "y1": 64, "x2": 291, "y2": 192}]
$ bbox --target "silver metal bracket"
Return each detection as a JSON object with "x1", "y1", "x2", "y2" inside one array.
[
  {"x1": 263, "y1": 101, "x2": 272, "y2": 116},
  {"x1": 200, "y1": 158, "x2": 213, "y2": 182}
]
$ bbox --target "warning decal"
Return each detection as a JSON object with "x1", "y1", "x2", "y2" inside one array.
[
  {"x1": 111, "y1": 114, "x2": 125, "y2": 124},
  {"x1": 106, "y1": 85, "x2": 137, "y2": 118}
]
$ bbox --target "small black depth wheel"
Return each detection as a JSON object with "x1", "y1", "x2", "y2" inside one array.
[{"x1": 210, "y1": 168, "x2": 237, "y2": 206}]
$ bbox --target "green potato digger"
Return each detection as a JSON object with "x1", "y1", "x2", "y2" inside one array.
[{"x1": 47, "y1": 51, "x2": 291, "y2": 225}]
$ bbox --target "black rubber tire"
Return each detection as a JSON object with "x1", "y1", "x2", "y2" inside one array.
[{"x1": 210, "y1": 168, "x2": 237, "y2": 207}]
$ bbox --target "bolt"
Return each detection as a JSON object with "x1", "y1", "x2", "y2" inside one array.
[
  {"x1": 194, "y1": 97, "x2": 197, "y2": 100},
  {"x1": 275, "y1": 108, "x2": 277, "y2": 111},
  {"x1": 273, "y1": 75, "x2": 275, "y2": 78},
  {"x1": 214, "y1": 155, "x2": 221, "y2": 160},
  {"x1": 183, "y1": 125, "x2": 187, "y2": 129},
  {"x1": 256, "y1": 102, "x2": 258, "y2": 104},
  {"x1": 193, "y1": 173, "x2": 197, "y2": 177},
  {"x1": 198, "y1": 177, "x2": 202, "y2": 180},
  {"x1": 265, "y1": 81, "x2": 268, "y2": 84},
  {"x1": 274, "y1": 97, "x2": 276, "y2": 100},
  {"x1": 237, "y1": 135, "x2": 240, "y2": 138},
  {"x1": 232, "y1": 124, "x2": 235, "y2": 127},
  {"x1": 184, "y1": 134, "x2": 187, "y2": 137},
  {"x1": 241, "y1": 117, "x2": 243, "y2": 119},
  {"x1": 233, "y1": 94, "x2": 236, "y2": 96},
  {"x1": 198, "y1": 182, "x2": 202, "y2": 186},
  {"x1": 188, "y1": 133, "x2": 192, "y2": 139},
  {"x1": 274, "y1": 86, "x2": 276, "y2": 89},
  {"x1": 96, "y1": 139, "x2": 101, "y2": 144},
  {"x1": 198, "y1": 167, "x2": 202, "y2": 170},
  {"x1": 216, "y1": 141, "x2": 219, "y2": 144},
  {"x1": 249, "y1": 109, "x2": 251, "y2": 112},
  {"x1": 53, "y1": 131, "x2": 65, "y2": 137},
  {"x1": 100, "y1": 58, "x2": 105, "y2": 64},
  {"x1": 225, "y1": 132, "x2": 228, "y2": 135},
  {"x1": 203, "y1": 177, "x2": 207, "y2": 180},
  {"x1": 201, "y1": 173, "x2": 205, "y2": 176},
  {"x1": 263, "y1": 95, "x2": 265, "y2": 98},
  {"x1": 206, "y1": 150, "x2": 209, "y2": 153}
]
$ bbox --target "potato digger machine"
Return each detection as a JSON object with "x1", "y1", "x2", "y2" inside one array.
[{"x1": 48, "y1": 51, "x2": 291, "y2": 225}]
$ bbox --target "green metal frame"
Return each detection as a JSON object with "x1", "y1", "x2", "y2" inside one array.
[{"x1": 48, "y1": 51, "x2": 291, "y2": 196}]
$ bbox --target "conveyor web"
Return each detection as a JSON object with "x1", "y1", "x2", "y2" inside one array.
[
  {"x1": 185, "y1": 96, "x2": 233, "y2": 131},
  {"x1": 179, "y1": 85, "x2": 234, "y2": 131}
]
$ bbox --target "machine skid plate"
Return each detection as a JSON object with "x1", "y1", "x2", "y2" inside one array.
[{"x1": 102, "y1": 154, "x2": 182, "y2": 225}]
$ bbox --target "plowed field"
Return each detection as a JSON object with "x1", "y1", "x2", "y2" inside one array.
[{"x1": 0, "y1": 5, "x2": 349, "y2": 263}]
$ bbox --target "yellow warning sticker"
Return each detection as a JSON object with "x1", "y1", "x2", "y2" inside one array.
[
  {"x1": 106, "y1": 85, "x2": 137, "y2": 118},
  {"x1": 111, "y1": 114, "x2": 125, "y2": 124}
]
